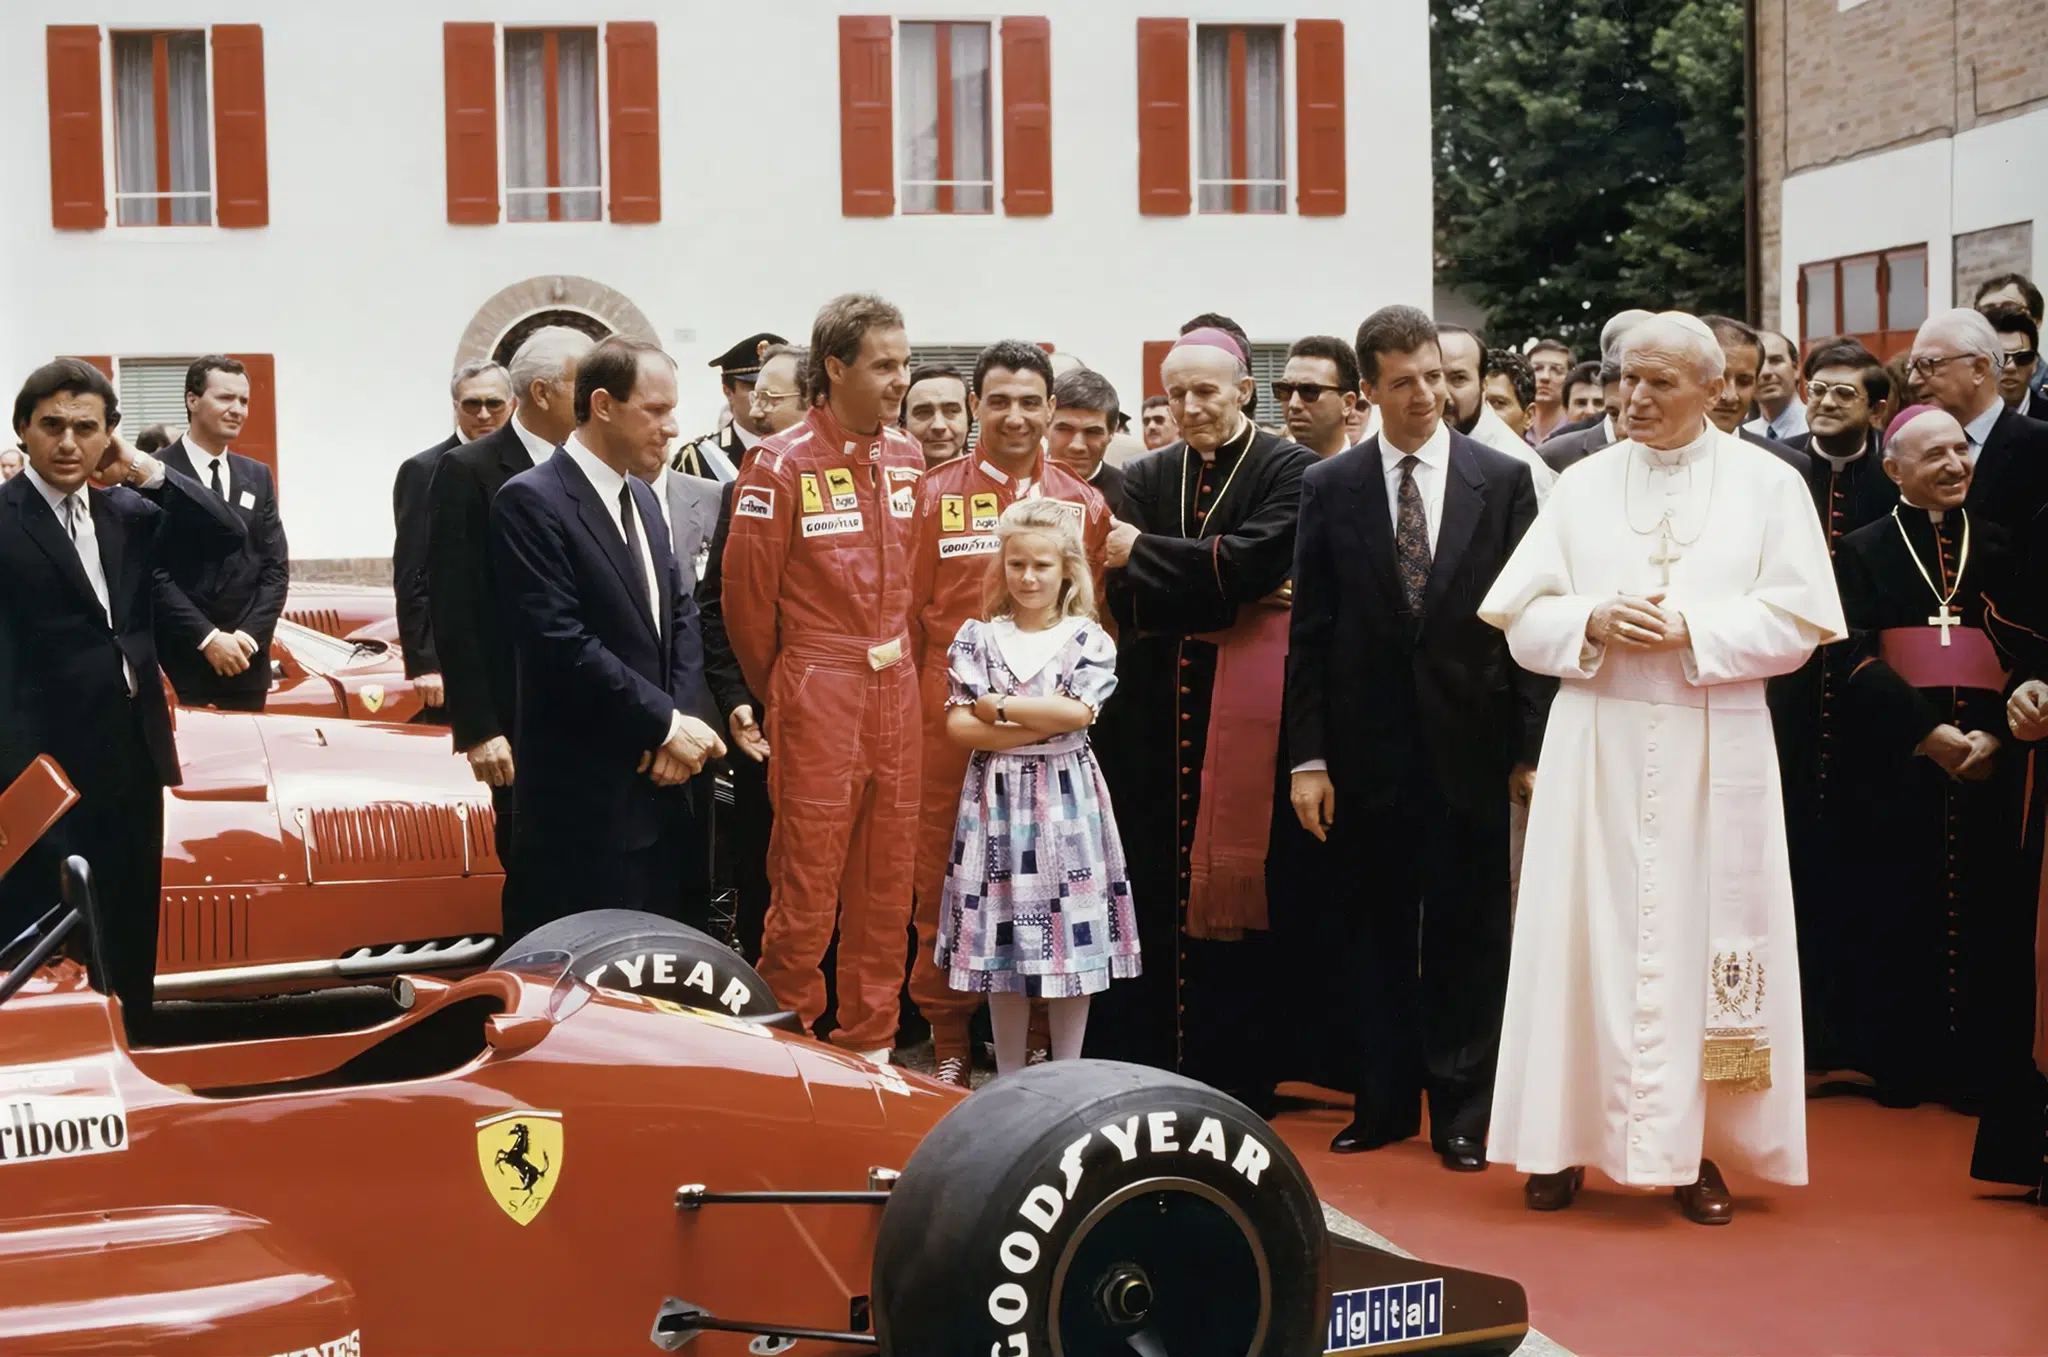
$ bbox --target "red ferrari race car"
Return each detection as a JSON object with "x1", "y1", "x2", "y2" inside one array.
[
  {"x1": 282, "y1": 581, "x2": 400, "y2": 647},
  {"x1": 0, "y1": 759, "x2": 1532, "y2": 1357},
  {"x1": 265, "y1": 618, "x2": 424, "y2": 723}
]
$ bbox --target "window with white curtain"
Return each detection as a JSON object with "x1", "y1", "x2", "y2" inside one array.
[
  {"x1": 898, "y1": 21, "x2": 993, "y2": 215},
  {"x1": 112, "y1": 31, "x2": 213, "y2": 227},
  {"x1": 505, "y1": 29, "x2": 602, "y2": 222},
  {"x1": 1197, "y1": 25, "x2": 1286, "y2": 215}
]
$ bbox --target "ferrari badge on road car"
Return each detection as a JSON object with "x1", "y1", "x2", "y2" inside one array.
[{"x1": 476, "y1": 1109, "x2": 563, "y2": 1225}]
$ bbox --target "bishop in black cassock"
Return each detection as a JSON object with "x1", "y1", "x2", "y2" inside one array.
[
  {"x1": 1773, "y1": 347, "x2": 1898, "y2": 1066},
  {"x1": 1829, "y1": 407, "x2": 2031, "y2": 1108},
  {"x1": 1089, "y1": 332, "x2": 1314, "y2": 1105}
]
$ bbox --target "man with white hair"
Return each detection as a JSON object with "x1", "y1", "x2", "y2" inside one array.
[
  {"x1": 430, "y1": 325, "x2": 595, "y2": 926},
  {"x1": 1538, "y1": 309, "x2": 1656, "y2": 471},
  {"x1": 1909, "y1": 307, "x2": 2048, "y2": 531},
  {"x1": 1479, "y1": 311, "x2": 1845, "y2": 1224}
]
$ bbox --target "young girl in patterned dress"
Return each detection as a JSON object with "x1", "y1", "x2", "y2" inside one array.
[{"x1": 935, "y1": 498, "x2": 1139, "y2": 1076}]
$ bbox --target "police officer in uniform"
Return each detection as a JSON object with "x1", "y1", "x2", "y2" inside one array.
[{"x1": 673, "y1": 332, "x2": 788, "y2": 482}]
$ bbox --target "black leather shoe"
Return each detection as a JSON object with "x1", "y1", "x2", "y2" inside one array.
[
  {"x1": 1436, "y1": 1135, "x2": 1486, "y2": 1172},
  {"x1": 1674, "y1": 1158, "x2": 1734, "y2": 1225},
  {"x1": 1329, "y1": 1117, "x2": 1417, "y2": 1154},
  {"x1": 1523, "y1": 1166, "x2": 1584, "y2": 1211}
]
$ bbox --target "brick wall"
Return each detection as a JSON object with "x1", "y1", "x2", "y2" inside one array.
[{"x1": 1756, "y1": 0, "x2": 2048, "y2": 329}]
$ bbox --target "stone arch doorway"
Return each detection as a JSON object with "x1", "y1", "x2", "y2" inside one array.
[{"x1": 454, "y1": 275, "x2": 658, "y2": 372}]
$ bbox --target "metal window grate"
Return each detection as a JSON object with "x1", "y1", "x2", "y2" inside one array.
[
  {"x1": 117, "y1": 357, "x2": 201, "y2": 435},
  {"x1": 1249, "y1": 342, "x2": 1291, "y2": 418}
]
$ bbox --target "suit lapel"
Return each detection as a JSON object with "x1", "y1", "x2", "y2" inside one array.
[
  {"x1": 1349, "y1": 438, "x2": 1401, "y2": 606},
  {"x1": 1424, "y1": 439, "x2": 1485, "y2": 617},
  {"x1": 14, "y1": 481, "x2": 103, "y2": 617},
  {"x1": 556, "y1": 452, "x2": 660, "y2": 644}
]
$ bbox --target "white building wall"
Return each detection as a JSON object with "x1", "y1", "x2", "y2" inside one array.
[
  {"x1": 1, "y1": 1, "x2": 1432, "y2": 561},
  {"x1": 1775, "y1": 106, "x2": 2048, "y2": 338}
]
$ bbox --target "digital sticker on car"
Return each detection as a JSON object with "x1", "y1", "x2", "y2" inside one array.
[
  {"x1": 476, "y1": 1109, "x2": 563, "y2": 1225},
  {"x1": 1326, "y1": 1278, "x2": 1445, "y2": 1351},
  {"x1": 268, "y1": 1330, "x2": 362, "y2": 1357},
  {"x1": 0, "y1": 1061, "x2": 130, "y2": 1167}
]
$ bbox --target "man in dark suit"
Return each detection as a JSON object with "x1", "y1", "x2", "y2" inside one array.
[
  {"x1": 491, "y1": 337, "x2": 725, "y2": 933},
  {"x1": 654, "y1": 459, "x2": 725, "y2": 930},
  {"x1": 392, "y1": 359, "x2": 514, "y2": 716},
  {"x1": 0, "y1": 359, "x2": 244, "y2": 1039},
  {"x1": 1048, "y1": 368, "x2": 1127, "y2": 515},
  {"x1": 152, "y1": 356, "x2": 289, "y2": 712},
  {"x1": 1700, "y1": 316, "x2": 1813, "y2": 478},
  {"x1": 1910, "y1": 307, "x2": 2048, "y2": 533},
  {"x1": 1285, "y1": 307, "x2": 1549, "y2": 1170},
  {"x1": 430, "y1": 327, "x2": 592, "y2": 939}
]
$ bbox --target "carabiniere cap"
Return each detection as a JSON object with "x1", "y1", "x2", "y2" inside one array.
[{"x1": 709, "y1": 332, "x2": 788, "y2": 380}]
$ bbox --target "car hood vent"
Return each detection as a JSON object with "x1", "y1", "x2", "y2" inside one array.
[{"x1": 299, "y1": 802, "x2": 500, "y2": 882}]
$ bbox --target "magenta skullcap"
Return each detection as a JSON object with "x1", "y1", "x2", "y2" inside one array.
[
  {"x1": 1173, "y1": 327, "x2": 1248, "y2": 366},
  {"x1": 1884, "y1": 403, "x2": 1944, "y2": 446}
]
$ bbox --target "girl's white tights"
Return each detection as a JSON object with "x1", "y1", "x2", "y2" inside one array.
[{"x1": 988, "y1": 992, "x2": 1091, "y2": 1076}]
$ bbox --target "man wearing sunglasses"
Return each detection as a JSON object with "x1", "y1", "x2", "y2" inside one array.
[
  {"x1": 392, "y1": 358, "x2": 515, "y2": 716},
  {"x1": 1908, "y1": 307, "x2": 2048, "y2": 532},
  {"x1": 1274, "y1": 336, "x2": 1360, "y2": 459},
  {"x1": 1982, "y1": 303, "x2": 2042, "y2": 422}
]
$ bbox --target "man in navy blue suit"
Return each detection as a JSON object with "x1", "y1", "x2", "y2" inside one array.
[
  {"x1": 490, "y1": 337, "x2": 725, "y2": 937},
  {"x1": 0, "y1": 358, "x2": 244, "y2": 1038}
]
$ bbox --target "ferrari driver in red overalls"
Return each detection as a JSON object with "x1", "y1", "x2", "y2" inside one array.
[{"x1": 722, "y1": 295, "x2": 923, "y2": 1057}]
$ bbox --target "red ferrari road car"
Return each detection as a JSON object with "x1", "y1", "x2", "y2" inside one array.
[
  {"x1": 266, "y1": 619, "x2": 424, "y2": 723},
  {"x1": 0, "y1": 759, "x2": 1533, "y2": 1357}
]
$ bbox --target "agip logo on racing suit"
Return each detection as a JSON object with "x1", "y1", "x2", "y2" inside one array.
[{"x1": 476, "y1": 1109, "x2": 564, "y2": 1225}]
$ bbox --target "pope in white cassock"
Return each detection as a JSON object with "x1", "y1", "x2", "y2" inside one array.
[{"x1": 1478, "y1": 312, "x2": 1845, "y2": 1225}]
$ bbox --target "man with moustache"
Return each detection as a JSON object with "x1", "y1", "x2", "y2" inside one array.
[
  {"x1": 695, "y1": 343, "x2": 808, "y2": 960},
  {"x1": 1828, "y1": 404, "x2": 2030, "y2": 1109},
  {"x1": 1047, "y1": 368, "x2": 1126, "y2": 515},
  {"x1": 907, "y1": 342, "x2": 1112, "y2": 1084},
  {"x1": 392, "y1": 359, "x2": 515, "y2": 716},
  {"x1": 1140, "y1": 395, "x2": 1179, "y2": 451},
  {"x1": 152, "y1": 355, "x2": 289, "y2": 713},
  {"x1": 1275, "y1": 335, "x2": 1360, "y2": 460},
  {"x1": 1088, "y1": 327, "x2": 1315, "y2": 1106},
  {"x1": 902, "y1": 363, "x2": 974, "y2": 470},
  {"x1": 724, "y1": 293, "x2": 924, "y2": 1061},
  {"x1": 1525, "y1": 338, "x2": 1574, "y2": 444},
  {"x1": 1438, "y1": 326, "x2": 1558, "y2": 502},
  {"x1": 491, "y1": 338, "x2": 724, "y2": 925},
  {"x1": 431, "y1": 326, "x2": 594, "y2": 937}
]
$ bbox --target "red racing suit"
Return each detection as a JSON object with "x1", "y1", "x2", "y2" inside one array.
[
  {"x1": 907, "y1": 454, "x2": 1111, "y2": 1044},
  {"x1": 723, "y1": 405, "x2": 927, "y2": 1051}
]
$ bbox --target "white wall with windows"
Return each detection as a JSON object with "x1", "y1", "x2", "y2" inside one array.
[{"x1": 1, "y1": 0, "x2": 1429, "y2": 560}]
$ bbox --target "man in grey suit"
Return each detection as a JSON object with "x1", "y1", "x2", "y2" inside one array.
[{"x1": 648, "y1": 457, "x2": 724, "y2": 925}]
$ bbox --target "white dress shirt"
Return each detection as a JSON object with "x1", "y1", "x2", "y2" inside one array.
[
  {"x1": 183, "y1": 435, "x2": 232, "y2": 501},
  {"x1": 1743, "y1": 399, "x2": 1807, "y2": 442},
  {"x1": 1379, "y1": 418, "x2": 1453, "y2": 552},
  {"x1": 562, "y1": 435, "x2": 662, "y2": 631},
  {"x1": 23, "y1": 460, "x2": 162, "y2": 695},
  {"x1": 1961, "y1": 397, "x2": 2003, "y2": 467},
  {"x1": 511, "y1": 413, "x2": 556, "y2": 467}
]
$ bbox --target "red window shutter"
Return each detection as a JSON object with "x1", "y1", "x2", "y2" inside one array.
[
  {"x1": 228, "y1": 353, "x2": 278, "y2": 486},
  {"x1": 1001, "y1": 17, "x2": 1053, "y2": 217},
  {"x1": 606, "y1": 22, "x2": 661, "y2": 224},
  {"x1": 1143, "y1": 340, "x2": 1175, "y2": 400},
  {"x1": 1295, "y1": 19, "x2": 1345, "y2": 216},
  {"x1": 211, "y1": 25, "x2": 270, "y2": 229},
  {"x1": 839, "y1": 16, "x2": 894, "y2": 217},
  {"x1": 443, "y1": 23, "x2": 499, "y2": 225},
  {"x1": 46, "y1": 26, "x2": 106, "y2": 230},
  {"x1": 68, "y1": 356, "x2": 114, "y2": 378},
  {"x1": 1135, "y1": 19, "x2": 1190, "y2": 217}
]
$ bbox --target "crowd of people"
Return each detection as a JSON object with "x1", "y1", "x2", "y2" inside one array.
[{"x1": 5, "y1": 270, "x2": 2046, "y2": 1228}]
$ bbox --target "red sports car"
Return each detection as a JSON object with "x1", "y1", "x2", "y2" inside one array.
[{"x1": 266, "y1": 618, "x2": 424, "y2": 722}]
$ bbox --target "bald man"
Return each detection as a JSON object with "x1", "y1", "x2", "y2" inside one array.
[{"x1": 1826, "y1": 404, "x2": 2031, "y2": 1111}]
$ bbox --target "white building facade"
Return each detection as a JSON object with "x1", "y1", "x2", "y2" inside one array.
[{"x1": 3, "y1": 2, "x2": 1432, "y2": 565}]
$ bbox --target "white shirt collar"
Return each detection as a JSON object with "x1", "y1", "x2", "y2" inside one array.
[
  {"x1": 1601, "y1": 414, "x2": 1617, "y2": 443},
  {"x1": 562, "y1": 433, "x2": 627, "y2": 505},
  {"x1": 734, "y1": 421, "x2": 762, "y2": 451},
  {"x1": 182, "y1": 434, "x2": 228, "y2": 471},
  {"x1": 1378, "y1": 417, "x2": 1451, "y2": 472},
  {"x1": 22, "y1": 461, "x2": 76, "y2": 515},
  {"x1": 1815, "y1": 435, "x2": 1870, "y2": 471},
  {"x1": 1962, "y1": 397, "x2": 2003, "y2": 449},
  {"x1": 511, "y1": 414, "x2": 556, "y2": 465},
  {"x1": 455, "y1": 426, "x2": 474, "y2": 445}
]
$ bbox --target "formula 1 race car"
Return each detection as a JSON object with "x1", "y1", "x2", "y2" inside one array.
[
  {"x1": 0, "y1": 759, "x2": 1531, "y2": 1357},
  {"x1": 281, "y1": 581, "x2": 401, "y2": 647},
  {"x1": 266, "y1": 617, "x2": 425, "y2": 722}
]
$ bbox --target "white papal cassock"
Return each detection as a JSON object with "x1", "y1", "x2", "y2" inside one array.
[{"x1": 1478, "y1": 426, "x2": 1845, "y2": 1186}]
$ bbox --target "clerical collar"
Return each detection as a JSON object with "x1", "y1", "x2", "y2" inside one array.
[
  {"x1": 1899, "y1": 498, "x2": 1947, "y2": 525},
  {"x1": 1813, "y1": 435, "x2": 1869, "y2": 471},
  {"x1": 1634, "y1": 421, "x2": 1715, "y2": 469}
]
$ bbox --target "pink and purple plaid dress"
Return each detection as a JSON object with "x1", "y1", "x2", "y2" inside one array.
[{"x1": 935, "y1": 617, "x2": 1141, "y2": 997}]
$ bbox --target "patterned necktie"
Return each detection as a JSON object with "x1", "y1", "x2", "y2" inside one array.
[{"x1": 1395, "y1": 455, "x2": 1431, "y2": 612}]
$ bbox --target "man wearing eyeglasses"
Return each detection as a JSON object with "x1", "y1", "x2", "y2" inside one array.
[
  {"x1": 1907, "y1": 307, "x2": 2048, "y2": 532},
  {"x1": 1982, "y1": 304, "x2": 2042, "y2": 422},
  {"x1": 674, "y1": 332, "x2": 787, "y2": 484},
  {"x1": 392, "y1": 359, "x2": 514, "y2": 715}
]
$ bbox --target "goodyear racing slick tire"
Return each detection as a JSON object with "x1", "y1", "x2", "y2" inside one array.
[
  {"x1": 498, "y1": 909, "x2": 778, "y2": 1020},
  {"x1": 871, "y1": 1060, "x2": 1325, "y2": 1357}
]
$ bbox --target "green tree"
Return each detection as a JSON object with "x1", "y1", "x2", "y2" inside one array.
[{"x1": 1433, "y1": 0, "x2": 1747, "y2": 353}]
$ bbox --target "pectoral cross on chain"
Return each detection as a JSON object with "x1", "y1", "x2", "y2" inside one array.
[
  {"x1": 1928, "y1": 603, "x2": 1961, "y2": 646},
  {"x1": 1649, "y1": 515, "x2": 1683, "y2": 588}
]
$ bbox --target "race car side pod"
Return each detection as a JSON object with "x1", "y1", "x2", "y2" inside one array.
[{"x1": 650, "y1": 1299, "x2": 877, "y2": 1352}]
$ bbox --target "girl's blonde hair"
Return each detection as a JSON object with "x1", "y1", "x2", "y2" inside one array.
[{"x1": 982, "y1": 497, "x2": 1097, "y2": 622}]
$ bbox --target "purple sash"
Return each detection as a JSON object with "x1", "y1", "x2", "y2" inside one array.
[{"x1": 1878, "y1": 626, "x2": 2008, "y2": 692}]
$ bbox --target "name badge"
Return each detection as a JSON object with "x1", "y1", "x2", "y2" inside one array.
[{"x1": 237, "y1": 490, "x2": 256, "y2": 510}]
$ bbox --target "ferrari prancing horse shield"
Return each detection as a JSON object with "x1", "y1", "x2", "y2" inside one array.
[{"x1": 476, "y1": 1109, "x2": 564, "y2": 1225}]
